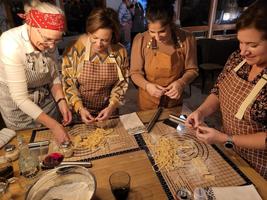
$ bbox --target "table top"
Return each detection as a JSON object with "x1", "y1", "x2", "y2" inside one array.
[{"x1": 1, "y1": 106, "x2": 267, "y2": 200}]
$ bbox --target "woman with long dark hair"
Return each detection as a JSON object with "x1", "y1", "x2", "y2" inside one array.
[{"x1": 130, "y1": 0, "x2": 198, "y2": 110}]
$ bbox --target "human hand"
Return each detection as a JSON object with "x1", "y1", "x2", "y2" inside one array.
[
  {"x1": 95, "y1": 106, "x2": 114, "y2": 121},
  {"x1": 57, "y1": 100, "x2": 72, "y2": 126},
  {"x1": 145, "y1": 83, "x2": 165, "y2": 98},
  {"x1": 196, "y1": 126, "x2": 227, "y2": 144},
  {"x1": 51, "y1": 124, "x2": 70, "y2": 145},
  {"x1": 185, "y1": 110, "x2": 204, "y2": 129},
  {"x1": 79, "y1": 107, "x2": 95, "y2": 124},
  {"x1": 165, "y1": 81, "x2": 183, "y2": 99}
]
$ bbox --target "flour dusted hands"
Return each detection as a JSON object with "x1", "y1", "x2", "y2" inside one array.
[
  {"x1": 145, "y1": 83, "x2": 166, "y2": 98},
  {"x1": 95, "y1": 106, "x2": 115, "y2": 121},
  {"x1": 165, "y1": 81, "x2": 183, "y2": 100},
  {"x1": 196, "y1": 126, "x2": 228, "y2": 144},
  {"x1": 185, "y1": 109, "x2": 205, "y2": 129},
  {"x1": 79, "y1": 107, "x2": 95, "y2": 124},
  {"x1": 51, "y1": 124, "x2": 70, "y2": 144},
  {"x1": 57, "y1": 100, "x2": 72, "y2": 126}
]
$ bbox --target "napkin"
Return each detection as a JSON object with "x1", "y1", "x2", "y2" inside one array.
[
  {"x1": 0, "y1": 128, "x2": 16, "y2": 148},
  {"x1": 120, "y1": 112, "x2": 146, "y2": 135},
  {"x1": 207, "y1": 185, "x2": 262, "y2": 200}
]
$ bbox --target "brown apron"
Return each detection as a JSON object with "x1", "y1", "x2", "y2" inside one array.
[
  {"x1": 78, "y1": 42, "x2": 119, "y2": 116},
  {"x1": 219, "y1": 60, "x2": 267, "y2": 179},
  {"x1": 139, "y1": 42, "x2": 185, "y2": 110}
]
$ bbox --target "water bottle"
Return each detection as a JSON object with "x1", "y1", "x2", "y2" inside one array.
[{"x1": 17, "y1": 135, "x2": 39, "y2": 178}]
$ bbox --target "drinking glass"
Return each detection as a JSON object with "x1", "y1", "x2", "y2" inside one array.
[{"x1": 109, "y1": 171, "x2": 131, "y2": 200}]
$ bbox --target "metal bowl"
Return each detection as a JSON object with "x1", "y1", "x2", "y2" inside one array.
[{"x1": 25, "y1": 165, "x2": 96, "y2": 200}]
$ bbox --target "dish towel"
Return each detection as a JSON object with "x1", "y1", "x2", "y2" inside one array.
[
  {"x1": 120, "y1": 112, "x2": 146, "y2": 135},
  {"x1": 207, "y1": 185, "x2": 262, "y2": 200},
  {"x1": 0, "y1": 128, "x2": 16, "y2": 148}
]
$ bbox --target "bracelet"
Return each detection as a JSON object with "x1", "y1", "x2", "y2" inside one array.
[
  {"x1": 78, "y1": 106, "x2": 83, "y2": 114},
  {"x1": 56, "y1": 97, "x2": 66, "y2": 105}
]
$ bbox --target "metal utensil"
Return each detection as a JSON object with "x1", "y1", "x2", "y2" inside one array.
[
  {"x1": 60, "y1": 161, "x2": 92, "y2": 168},
  {"x1": 146, "y1": 95, "x2": 166, "y2": 132},
  {"x1": 169, "y1": 114, "x2": 186, "y2": 124}
]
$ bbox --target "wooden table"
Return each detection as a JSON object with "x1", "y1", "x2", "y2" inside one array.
[{"x1": 1, "y1": 107, "x2": 267, "y2": 200}]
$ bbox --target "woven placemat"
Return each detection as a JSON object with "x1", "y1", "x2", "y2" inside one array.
[
  {"x1": 31, "y1": 119, "x2": 140, "y2": 161},
  {"x1": 141, "y1": 121, "x2": 250, "y2": 199}
]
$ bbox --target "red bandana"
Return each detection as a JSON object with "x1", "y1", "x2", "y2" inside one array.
[{"x1": 23, "y1": 9, "x2": 65, "y2": 31}]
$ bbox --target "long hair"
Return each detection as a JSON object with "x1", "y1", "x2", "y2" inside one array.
[
  {"x1": 236, "y1": 0, "x2": 267, "y2": 40},
  {"x1": 86, "y1": 8, "x2": 120, "y2": 44},
  {"x1": 146, "y1": 0, "x2": 178, "y2": 47}
]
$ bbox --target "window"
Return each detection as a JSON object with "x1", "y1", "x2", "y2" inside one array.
[
  {"x1": 215, "y1": 0, "x2": 242, "y2": 24},
  {"x1": 180, "y1": 0, "x2": 210, "y2": 27}
]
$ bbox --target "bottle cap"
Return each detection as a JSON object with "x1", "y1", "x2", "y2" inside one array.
[
  {"x1": 176, "y1": 187, "x2": 191, "y2": 200},
  {"x1": 60, "y1": 141, "x2": 72, "y2": 148},
  {"x1": 4, "y1": 144, "x2": 16, "y2": 152}
]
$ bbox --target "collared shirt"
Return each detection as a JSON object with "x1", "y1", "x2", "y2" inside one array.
[{"x1": 62, "y1": 35, "x2": 129, "y2": 113}]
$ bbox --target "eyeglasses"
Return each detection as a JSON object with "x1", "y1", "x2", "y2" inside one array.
[{"x1": 36, "y1": 28, "x2": 62, "y2": 47}]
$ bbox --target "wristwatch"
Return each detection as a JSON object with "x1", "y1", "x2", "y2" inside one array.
[{"x1": 224, "y1": 135, "x2": 235, "y2": 149}]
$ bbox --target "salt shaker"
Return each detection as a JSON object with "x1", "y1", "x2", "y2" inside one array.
[
  {"x1": 193, "y1": 187, "x2": 208, "y2": 200},
  {"x1": 175, "y1": 187, "x2": 191, "y2": 200}
]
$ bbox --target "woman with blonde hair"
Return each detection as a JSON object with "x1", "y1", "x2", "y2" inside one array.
[
  {"x1": 62, "y1": 8, "x2": 129, "y2": 124},
  {"x1": 0, "y1": 0, "x2": 72, "y2": 143}
]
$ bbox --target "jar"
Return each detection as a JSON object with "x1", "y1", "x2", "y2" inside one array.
[
  {"x1": 0, "y1": 156, "x2": 14, "y2": 179},
  {"x1": 175, "y1": 187, "x2": 191, "y2": 200},
  {"x1": 4, "y1": 144, "x2": 19, "y2": 161},
  {"x1": 59, "y1": 141, "x2": 74, "y2": 158}
]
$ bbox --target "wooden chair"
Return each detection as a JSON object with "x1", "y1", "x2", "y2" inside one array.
[{"x1": 197, "y1": 38, "x2": 239, "y2": 93}]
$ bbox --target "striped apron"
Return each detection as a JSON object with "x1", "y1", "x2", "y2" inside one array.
[
  {"x1": 78, "y1": 42, "x2": 119, "y2": 116},
  {"x1": 0, "y1": 51, "x2": 59, "y2": 129},
  {"x1": 219, "y1": 60, "x2": 267, "y2": 179}
]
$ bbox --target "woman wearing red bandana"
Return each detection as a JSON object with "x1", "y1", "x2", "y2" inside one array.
[{"x1": 0, "y1": 0, "x2": 72, "y2": 144}]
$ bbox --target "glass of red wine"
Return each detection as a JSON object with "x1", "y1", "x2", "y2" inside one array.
[{"x1": 109, "y1": 171, "x2": 131, "y2": 200}]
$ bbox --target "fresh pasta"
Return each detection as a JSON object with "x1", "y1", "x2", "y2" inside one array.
[
  {"x1": 149, "y1": 136, "x2": 185, "y2": 172},
  {"x1": 73, "y1": 128, "x2": 113, "y2": 151}
]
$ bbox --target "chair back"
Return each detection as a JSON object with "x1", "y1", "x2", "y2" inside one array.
[{"x1": 197, "y1": 38, "x2": 239, "y2": 66}]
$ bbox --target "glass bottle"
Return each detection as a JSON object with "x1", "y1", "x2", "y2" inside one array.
[
  {"x1": 17, "y1": 135, "x2": 39, "y2": 178},
  {"x1": 0, "y1": 156, "x2": 13, "y2": 179}
]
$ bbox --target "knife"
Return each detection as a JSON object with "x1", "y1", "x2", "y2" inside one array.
[
  {"x1": 146, "y1": 95, "x2": 166, "y2": 132},
  {"x1": 60, "y1": 161, "x2": 92, "y2": 168}
]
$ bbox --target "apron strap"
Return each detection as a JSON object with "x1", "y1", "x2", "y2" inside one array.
[
  {"x1": 108, "y1": 53, "x2": 124, "y2": 82},
  {"x1": 84, "y1": 37, "x2": 91, "y2": 61},
  {"x1": 233, "y1": 59, "x2": 247, "y2": 72},
  {"x1": 235, "y1": 74, "x2": 267, "y2": 120},
  {"x1": 82, "y1": 37, "x2": 124, "y2": 82}
]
